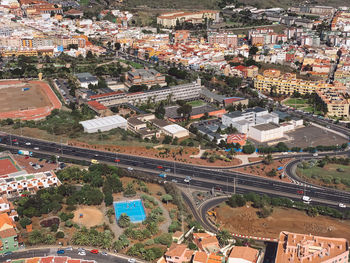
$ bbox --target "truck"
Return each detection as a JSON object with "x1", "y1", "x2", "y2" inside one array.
[
  {"x1": 18, "y1": 150, "x2": 32, "y2": 156},
  {"x1": 302, "y1": 195, "x2": 311, "y2": 204},
  {"x1": 158, "y1": 173, "x2": 167, "y2": 178}
]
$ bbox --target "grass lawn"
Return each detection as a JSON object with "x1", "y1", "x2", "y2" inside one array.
[
  {"x1": 283, "y1": 98, "x2": 308, "y2": 106},
  {"x1": 297, "y1": 164, "x2": 350, "y2": 179},
  {"x1": 118, "y1": 59, "x2": 143, "y2": 69},
  {"x1": 79, "y1": 0, "x2": 89, "y2": 5},
  {"x1": 187, "y1": 100, "x2": 205, "y2": 107}
]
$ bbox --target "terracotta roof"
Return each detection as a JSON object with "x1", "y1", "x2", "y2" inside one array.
[
  {"x1": 229, "y1": 246, "x2": 259, "y2": 263},
  {"x1": 87, "y1": 100, "x2": 108, "y2": 110},
  {"x1": 193, "y1": 251, "x2": 208, "y2": 263},
  {"x1": 173, "y1": 231, "x2": 184, "y2": 238},
  {"x1": 165, "y1": 244, "x2": 187, "y2": 257},
  {"x1": 0, "y1": 213, "x2": 16, "y2": 228},
  {"x1": 0, "y1": 227, "x2": 17, "y2": 238}
]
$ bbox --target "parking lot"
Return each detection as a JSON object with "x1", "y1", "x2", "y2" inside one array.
[{"x1": 285, "y1": 125, "x2": 348, "y2": 148}]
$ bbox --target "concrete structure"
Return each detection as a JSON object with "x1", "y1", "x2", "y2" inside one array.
[
  {"x1": 228, "y1": 246, "x2": 260, "y2": 263},
  {"x1": 75, "y1": 72, "x2": 98, "y2": 88},
  {"x1": 172, "y1": 231, "x2": 184, "y2": 244},
  {"x1": 275, "y1": 231, "x2": 349, "y2": 263},
  {"x1": 193, "y1": 232, "x2": 220, "y2": 254},
  {"x1": 157, "y1": 10, "x2": 219, "y2": 28},
  {"x1": 222, "y1": 107, "x2": 279, "y2": 134},
  {"x1": 248, "y1": 122, "x2": 283, "y2": 142},
  {"x1": 208, "y1": 32, "x2": 238, "y2": 47},
  {"x1": 162, "y1": 124, "x2": 189, "y2": 139},
  {"x1": 127, "y1": 114, "x2": 161, "y2": 139},
  {"x1": 125, "y1": 68, "x2": 166, "y2": 88},
  {"x1": 79, "y1": 115, "x2": 127, "y2": 133}
]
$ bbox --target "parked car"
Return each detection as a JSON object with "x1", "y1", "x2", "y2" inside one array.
[
  {"x1": 34, "y1": 147, "x2": 39, "y2": 150},
  {"x1": 65, "y1": 247, "x2": 73, "y2": 251},
  {"x1": 128, "y1": 259, "x2": 136, "y2": 263},
  {"x1": 25, "y1": 142, "x2": 31, "y2": 145},
  {"x1": 78, "y1": 251, "x2": 86, "y2": 256},
  {"x1": 100, "y1": 251, "x2": 108, "y2": 256},
  {"x1": 57, "y1": 250, "x2": 65, "y2": 254},
  {"x1": 90, "y1": 249, "x2": 99, "y2": 254},
  {"x1": 339, "y1": 203, "x2": 347, "y2": 208}
]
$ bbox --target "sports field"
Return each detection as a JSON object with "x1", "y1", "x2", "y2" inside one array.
[
  {"x1": 114, "y1": 199, "x2": 146, "y2": 223},
  {"x1": 0, "y1": 156, "x2": 20, "y2": 176},
  {"x1": 0, "y1": 80, "x2": 61, "y2": 120}
]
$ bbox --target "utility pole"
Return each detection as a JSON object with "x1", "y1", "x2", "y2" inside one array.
[{"x1": 233, "y1": 177, "x2": 237, "y2": 195}]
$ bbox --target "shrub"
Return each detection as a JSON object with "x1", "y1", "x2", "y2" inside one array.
[{"x1": 56, "y1": 231, "x2": 65, "y2": 238}]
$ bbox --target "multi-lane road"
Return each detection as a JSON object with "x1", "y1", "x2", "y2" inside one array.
[{"x1": 1, "y1": 133, "x2": 350, "y2": 209}]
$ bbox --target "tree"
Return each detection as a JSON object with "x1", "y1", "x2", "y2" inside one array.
[
  {"x1": 161, "y1": 194, "x2": 173, "y2": 204},
  {"x1": 258, "y1": 207, "x2": 273, "y2": 218},
  {"x1": 118, "y1": 214, "x2": 131, "y2": 228},
  {"x1": 263, "y1": 154, "x2": 273, "y2": 165},
  {"x1": 227, "y1": 194, "x2": 246, "y2": 207},
  {"x1": 19, "y1": 217, "x2": 32, "y2": 228},
  {"x1": 217, "y1": 229, "x2": 231, "y2": 246},
  {"x1": 249, "y1": 46, "x2": 258, "y2": 56},
  {"x1": 266, "y1": 169, "x2": 277, "y2": 177},
  {"x1": 242, "y1": 144, "x2": 255, "y2": 154}
]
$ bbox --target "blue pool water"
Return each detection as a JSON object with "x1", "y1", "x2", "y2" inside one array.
[{"x1": 113, "y1": 199, "x2": 146, "y2": 223}]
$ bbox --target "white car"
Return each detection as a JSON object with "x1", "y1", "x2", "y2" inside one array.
[
  {"x1": 128, "y1": 259, "x2": 136, "y2": 263},
  {"x1": 127, "y1": 167, "x2": 134, "y2": 171},
  {"x1": 34, "y1": 147, "x2": 39, "y2": 150},
  {"x1": 184, "y1": 176, "x2": 192, "y2": 183},
  {"x1": 25, "y1": 142, "x2": 31, "y2": 145},
  {"x1": 78, "y1": 251, "x2": 86, "y2": 256},
  {"x1": 339, "y1": 203, "x2": 347, "y2": 208},
  {"x1": 65, "y1": 247, "x2": 73, "y2": 251}
]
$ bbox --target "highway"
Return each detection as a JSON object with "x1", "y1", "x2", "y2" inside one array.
[{"x1": 1, "y1": 133, "x2": 350, "y2": 210}]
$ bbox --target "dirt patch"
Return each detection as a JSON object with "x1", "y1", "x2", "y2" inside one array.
[
  {"x1": 214, "y1": 204, "x2": 350, "y2": 241},
  {"x1": 248, "y1": 157, "x2": 263, "y2": 163},
  {"x1": 232, "y1": 158, "x2": 292, "y2": 182},
  {"x1": 73, "y1": 206, "x2": 104, "y2": 227},
  {"x1": 69, "y1": 140, "x2": 242, "y2": 167}
]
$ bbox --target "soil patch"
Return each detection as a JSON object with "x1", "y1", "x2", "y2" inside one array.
[
  {"x1": 73, "y1": 206, "x2": 104, "y2": 227},
  {"x1": 214, "y1": 204, "x2": 350, "y2": 240}
]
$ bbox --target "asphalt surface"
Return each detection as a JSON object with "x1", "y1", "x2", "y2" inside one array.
[
  {"x1": 1, "y1": 133, "x2": 350, "y2": 210},
  {"x1": 2, "y1": 247, "x2": 138, "y2": 263}
]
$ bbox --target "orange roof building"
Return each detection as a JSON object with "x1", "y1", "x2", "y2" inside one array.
[{"x1": 228, "y1": 246, "x2": 259, "y2": 263}]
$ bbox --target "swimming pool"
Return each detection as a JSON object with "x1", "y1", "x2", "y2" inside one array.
[{"x1": 113, "y1": 199, "x2": 146, "y2": 223}]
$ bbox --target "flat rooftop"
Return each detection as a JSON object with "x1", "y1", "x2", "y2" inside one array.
[{"x1": 253, "y1": 122, "x2": 280, "y2": 131}]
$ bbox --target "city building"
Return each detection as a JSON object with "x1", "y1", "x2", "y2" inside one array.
[
  {"x1": 248, "y1": 122, "x2": 284, "y2": 142},
  {"x1": 125, "y1": 68, "x2": 166, "y2": 88},
  {"x1": 228, "y1": 246, "x2": 260, "y2": 263},
  {"x1": 162, "y1": 124, "x2": 189, "y2": 139},
  {"x1": 193, "y1": 251, "x2": 208, "y2": 263},
  {"x1": 316, "y1": 89, "x2": 350, "y2": 118},
  {"x1": 0, "y1": 213, "x2": 18, "y2": 254},
  {"x1": 275, "y1": 231, "x2": 349, "y2": 263},
  {"x1": 89, "y1": 80, "x2": 202, "y2": 107},
  {"x1": 79, "y1": 115, "x2": 127, "y2": 133},
  {"x1": 157, "y1": 10, "x2": 219, "y2": 28},
  {"x1": 75, "y1": 72, "x2": 98, "y2": 88},
  {"x1": 127, "y1": 114, "x2": 161, "y2": 139},
  {"x1": 0, "y1": 196, "x2": 17, "y2": 220},
  {"x1": 208, "y1": 32, "x2": 238, "y2": 48},
  {"x1": 254, "y1": 70, "x2": 340, "y2": 95},
  {"x1": 222, "y1": 107, "x2": 279, "y2": 134}
]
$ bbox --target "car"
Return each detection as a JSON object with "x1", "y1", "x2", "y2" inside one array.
[
  {"x1": 14, "y1": 142, "x2": 19, "y2": 145},
  {"x1": 171, "y1": 179, "x2": 178, "y2": 183},
  {"x1": 127, "y1": 167, "x2": 134, "y2": 171},
  {"x1": 128, "y1": 259, "x2": 136, "y2": 263},
  {"x1": 12, "y1": 139, "x2": 17, "y2": 142},
  {"x1": 57, "y1": 250, "x2": 65, "y2": 254},
  {"x1": 90, "y1": 249, "x2": 99, "y2": 254},
  {"x1": 339, "y1": 203, "x2": 347, "y2": 208},
  {"x1": 214, "y1": 186, "x2": 222, "y2": 191},
  {"x1": 34, "y1": 147, "x2": 39, "y2": 150},
  {"x1": 3, "y1": 251, "x2": 13, "y2": 256},
  {"x1": 184, "y1": 176, "x2": 192, "y2": 183},
  {"x1": 65, "y1": 247, "x2": 73, "y2": 251},
  {"x1": 24, "y1": 156, "x2": 30, "y2": 159},
  {"x1": 29, "y1": 162, "x2": 33, "y2": 166},
  {"x1": 297, "y1": 190, "x2": 304, "y2": 194},
  {"x1": 157, "y1": 165, "x2": 163, "y2": 169},
  {"x1": 77, "y1": 248, "x2": 85, "y2": 252},
  {"x1": 78, "y1": 251, "x2": 86, "y2": 256},
  {"x1": 100, "y1": 251, "x2": 108, "y2": 256},
  {"x1": 91, "y1": 159, "x2": 99, "y2": 164},
  {"x1": 25, "y1": 142, "x2": 31, "y2": 145},
  {"x1": 313, "y1": 153, "x2": 318, "y2": 157},
  {"x1": 114, "y1": 159, "x2": 120, "y2": 163}
]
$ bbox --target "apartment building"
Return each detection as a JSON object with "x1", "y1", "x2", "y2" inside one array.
[
  {"x1": 222, "y1": 107, "x2": 279, "y2": 134},
  {"x1": 90, "y1": 80, "x2": 202, "y2": 107},
  {"x1": 316, "y1": 89, "x2": 350, "y2": 118},
  {"x1": 0, "y1": 213, "x2": 18, "y2": 255},
  {"x1": 0, "y1": 171, "x2": 61, "y2": 198},
  {"x1": 208, "y1": 32, "x2": 238, "y2": 47},
  {"x1": 275, "y1": 231, "x2": 349, "y2": 263},
  {"x1": 157, "y1": 10, "x2": 219, "y2": 28},
  {"x1": 125, "y1": 68, "x2": 166, "y2": 88},
  {"x1": 254, "y1": 71, "x2": 337, "y2": 95}
]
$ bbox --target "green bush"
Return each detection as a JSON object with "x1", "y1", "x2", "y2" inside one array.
[{"x1": 56, "y1": 231, "x2": 65, "y2": 238}]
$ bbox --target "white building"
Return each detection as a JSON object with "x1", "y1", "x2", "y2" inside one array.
[
  {"x1": 79, "y1": 115, "x2": 127, "y2": 133},
  {"x1": 248, "y1": 122, "x2": 284, "y2": 142},
  {"x1": 222, "y1": 107, "x2": 279, "y2": 134},
  {"x1": 162, "y1": 124, "x2": 189, "y2": 138},
  {"x1": 75, "y1": 72, "x2": 98, "y2": 88}
]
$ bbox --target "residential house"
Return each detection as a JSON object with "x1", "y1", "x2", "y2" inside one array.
[
  {"x1": 193, "y1": 233, "x2": 220, "y2": 254},
  {"x1": 164, "y1": 244, "x2": 194, "y2": 263},
  {"x1": 228, "y1": 246, "x2": 259, "y2": 263},
  {"x1": 0, "y1": 213, "x2": 18, "y2": 254}
]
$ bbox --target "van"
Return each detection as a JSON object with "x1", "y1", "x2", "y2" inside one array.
[{"x1": 302, "y1": 196, "x2": 311, "y2": 204}]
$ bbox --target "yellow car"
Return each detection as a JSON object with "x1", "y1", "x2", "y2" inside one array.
[{"x1": 91, "y1": 159, "x2": 99, "y2": 164}]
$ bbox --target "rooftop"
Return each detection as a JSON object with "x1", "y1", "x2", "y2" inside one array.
[
  {"x1": 79, "y1": 115, "x2": 127, "y2": 129},
  {"x1": 253, "y1": 122, "x2": 280, "y2": 131}
]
